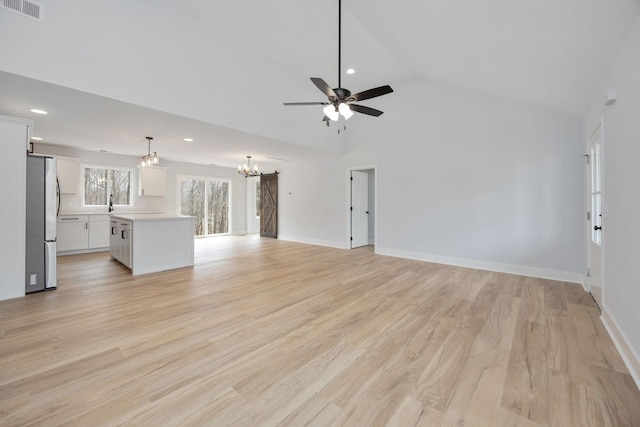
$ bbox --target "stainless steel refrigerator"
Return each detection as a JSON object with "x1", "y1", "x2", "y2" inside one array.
[{"x1": 26, "y1": 155, "x2": 58, "y2": 293}]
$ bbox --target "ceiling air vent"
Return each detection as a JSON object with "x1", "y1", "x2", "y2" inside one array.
[{"x1": 1, "y1": 0, "x2": 43, "y2": 21}]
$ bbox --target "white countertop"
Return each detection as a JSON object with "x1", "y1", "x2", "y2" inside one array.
[
  {"x1": 60, "y1": 212, "x2": 165, "y2": 216},
  {"x1": 111, "y1": 213, "x2": 194, "y2": 222}
]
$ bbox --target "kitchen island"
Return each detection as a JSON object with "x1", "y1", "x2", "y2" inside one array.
[{"x1": 110, "y1": 213, "x2": 194, "y2": 275}]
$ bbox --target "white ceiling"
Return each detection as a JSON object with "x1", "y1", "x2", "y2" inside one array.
[
  {"x1": 171, "y1": 0, "x2": 640, "y2": 116},
  {"x1": 0, "y1": 71, "x2": 334, "y2": 168},
  {"x1": 0, "y1": 0, "x2": 638, "y2": 167}
]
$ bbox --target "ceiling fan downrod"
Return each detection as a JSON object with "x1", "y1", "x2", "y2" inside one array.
[{"x1": 338, "y1": 0, "x2": 342, "y2": 90}]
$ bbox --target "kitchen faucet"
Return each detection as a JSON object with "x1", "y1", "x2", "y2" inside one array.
[{"x1": 108, "y1": 194, "x2": 114, "y2": 212}]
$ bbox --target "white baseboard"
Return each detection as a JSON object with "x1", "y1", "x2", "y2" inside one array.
[
  {"x1": 579, "y1": 278, "x2": 589, "y2": 292},
  {"x1": 57, "y1": 247, "x2": 109, "y2": 256},
  {"x1": 375, "y1": 247, "x2": 583, "y2": 283},
  {"x1": 600, "y1": 308, "x2": 640, "y2": 389},
  {"x1": 278, "y1": 235, "x2": 348, "y2": 250}
]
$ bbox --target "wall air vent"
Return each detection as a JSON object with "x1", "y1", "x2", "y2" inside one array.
[{"x1": 1, "y1": 0, "x2": 43, "y2": 21}]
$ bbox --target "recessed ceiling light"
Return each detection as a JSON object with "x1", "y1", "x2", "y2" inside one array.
[
  {"x1": 31, "y1": 136, "x2": 43, "y2": 141},
  {"x1": 29, "y1": 109, "x2": 48, "y2": 115},
  {"x1": 346, "y1": 68, "x2": 355, "y2": 75},
  {"x1": 184, "y1": 138, "x2": 194, "y2": 142}
]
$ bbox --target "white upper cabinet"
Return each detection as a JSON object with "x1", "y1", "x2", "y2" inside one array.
[
  {"x1": 57, "y1": 156, "x2": 80, "y2": 194},
  {"x1": 138, "y1": 166, "x2": 167, "y2": 196}
]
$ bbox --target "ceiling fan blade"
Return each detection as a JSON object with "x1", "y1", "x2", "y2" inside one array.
[
  {"x1": 351, "y1": 85, "x2": 393, "y2": 102},
  {"x1": 350, "y1": 104, "x2": 384, "y2": 117},
  {"x1": 283, "y1": 102, "x2": 329, "y2": 106},
  {"x1": 311, "y1": 78, "x2": 338, "y2": 99}
]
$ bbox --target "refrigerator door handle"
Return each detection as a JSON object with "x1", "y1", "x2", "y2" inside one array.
[
  {"x1": 45, "y1": 241, "x2": 57, "y2": 289},
  {"x1": 57, "y1": 177, "x2": 61, "y2": 219}
]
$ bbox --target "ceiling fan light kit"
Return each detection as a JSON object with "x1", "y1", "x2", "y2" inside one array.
[{"x1": 283, "y1": 0, "x2": 393, "y2": 125}]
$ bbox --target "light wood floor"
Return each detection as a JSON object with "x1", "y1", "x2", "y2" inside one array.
[{"x1": 1, "y1": 236, "x2": 639, "y2": 426}]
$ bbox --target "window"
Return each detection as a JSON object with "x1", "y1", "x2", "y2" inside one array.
[
  {"x1": 178, "y1": 176, "x2": 230, "y2": 236},
  {"x1": 84, "y1": 166, "x2": 132, "y2": 206},
  {"x1": 255, "y1": 180, "x2": 260, "y2": 218}
]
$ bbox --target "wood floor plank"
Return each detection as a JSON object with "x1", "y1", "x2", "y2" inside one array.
[
  {"x1": 590, "y1": 365, "x2": 640, "y2": 427},
  {"x1": 501, "y1": 319, "x2": 550, "y2": 424},
  {"x1": 0, "y1": 236, "x2": 638, "y2": 426}
]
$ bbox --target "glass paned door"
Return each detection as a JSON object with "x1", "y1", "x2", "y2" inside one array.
[
  {"x1": 207, "y1": 181, "x2": 229, "y2": 234},
  {"x1": 180, "y1": 179, "x2": 206, "y2": 236},
  {"x1": 179, "y1": 177, "x2": 230, "y2": 236}
]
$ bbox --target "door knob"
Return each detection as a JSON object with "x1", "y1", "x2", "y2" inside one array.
[{"x1": 594, "y1": 225, "x2": 602, "y2": 231}]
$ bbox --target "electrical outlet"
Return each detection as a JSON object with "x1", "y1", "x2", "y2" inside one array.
[{"x1": 30, "y1": 274, "x2": 37, "y2": 285}]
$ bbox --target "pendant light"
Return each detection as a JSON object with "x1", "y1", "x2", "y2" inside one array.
[
  {"x1": 140, "y1": 136, "x2": 159, "y2": 167},
  {"x1": 237, "y1": 155, "x2": 260, "y2": 177}
]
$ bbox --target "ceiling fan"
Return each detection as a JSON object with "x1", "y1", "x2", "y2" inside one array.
[{"x1": 283, "y1": 0, "x2": 393, "y2": 125}]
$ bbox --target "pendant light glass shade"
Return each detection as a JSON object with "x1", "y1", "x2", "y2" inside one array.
[
  {"x1": 338, "y1": 102, "x2": 353, "y2": 120},
  {"x1": 140, "y1": 137, "x2": 159, "y2": 167}
]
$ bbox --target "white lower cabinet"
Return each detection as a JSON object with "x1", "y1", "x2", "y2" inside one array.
[
  {"x1": 58, "y1": 214, "x2": 112, "y2": 253},
  {"x1": 88, "y1": 215, "x2": 111, "y2": 248},
  {"x1": 57, "y1": 216, "x2": 89, "y2": 252},
  {"x1": 110, "y1": 219, "x2": 132, "y2": 268}
]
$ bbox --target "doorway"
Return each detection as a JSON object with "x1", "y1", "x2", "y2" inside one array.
[
  {"x1": 587, "y1": 124, "x2": 604, "y2": 309},
  {"x1": 246, "y1": 176, "x2": 260, "y2": 234},
  {"x1": 348, "y1": 166, "x2": 376, "y2": 249}
]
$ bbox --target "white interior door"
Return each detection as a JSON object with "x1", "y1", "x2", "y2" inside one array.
[
  {"x1": 588, "y1": 126, "x2": 603, "y2": 308},
  {"x1": 351, "y1": 171, "x2": 369, "y2": 248}
]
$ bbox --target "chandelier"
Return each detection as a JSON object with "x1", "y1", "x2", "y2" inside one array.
[
  {"x1": 140, "y1": 136, "x2": 159, "y2": 167},
  {"x1": 237, "y1": 155, "x2": 260, "y2": 177}
]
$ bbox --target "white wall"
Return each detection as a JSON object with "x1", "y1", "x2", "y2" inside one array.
[
  {"x1": 279, "y1": 77, "x2": 584, "y2": 280},
  {"x1": 344, "y1": 77, "x2": 584, "y2": 280},
  {"x1": 584, "y1": 13, "x2": 640, "y2": 385},
  {"x1": 277, "y1": 156, "x2": 345, "y2": 248},
  {"x1": 0, "y1": 116, "x2": 29, "y2": 300},
  {"x1": 32, "y1": 144, "x2": 248, "y2": 234}
]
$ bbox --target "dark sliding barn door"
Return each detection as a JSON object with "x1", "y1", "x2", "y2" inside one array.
[{"x1": 260, "y1": 173, "x2": 278, "y2": 238}]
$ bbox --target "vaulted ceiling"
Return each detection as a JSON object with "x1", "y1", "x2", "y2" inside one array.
[{"x1": 0, "y1": 0, "x2": 638, "y2": 167}]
